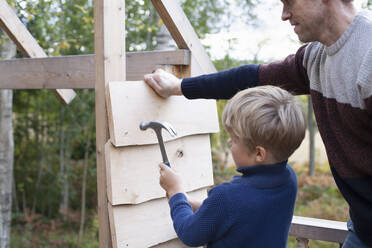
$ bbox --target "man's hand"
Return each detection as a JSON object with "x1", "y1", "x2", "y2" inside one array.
[
  {"x1": 159, "y1": 163, "x2": 185, "y2": 199},
  {"x1": 144, "y1": 69, "x2": 183, "y2": 98}
]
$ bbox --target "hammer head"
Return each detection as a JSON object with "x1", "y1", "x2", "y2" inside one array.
[{"x1": 139, "y1": 120, "x2": 177, "y2": 137}]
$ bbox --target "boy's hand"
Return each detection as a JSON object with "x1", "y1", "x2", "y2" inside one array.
[
  {"x1": 159, "y1": 163, "x2": 185, "y2": 199},
  {"x1": 144, "y1": 69, "x2": 182, "y2": 98}
]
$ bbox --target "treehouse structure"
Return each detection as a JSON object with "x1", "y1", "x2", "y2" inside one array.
[{"x1": 0, "y1": 0, "x2": 349, "y2": 247}]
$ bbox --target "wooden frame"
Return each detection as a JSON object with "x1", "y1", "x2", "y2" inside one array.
[
  {"x1": 93, "y1": 0, "x2": 126, "y2": 247},
  {"x1": 0, "y1": 0, "x2": 76, "y2": 104},
  {"x1": 289, "y1": 216, "x2": 348, "y2": 244},
  {"x1": 0, "y1": 0, "x2": 349, "y2": 247},
  {"x1": 0, "y1": 50, "x2": 190, "y2": 89}
]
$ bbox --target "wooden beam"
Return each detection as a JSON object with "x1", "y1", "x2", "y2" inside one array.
[
  {"x1": 0, "y1": 0, "x2": 76, "y2": 104},
  {"x1": 0, "y1": 50, "x2": 190, "y2": 89},
  {"x1": 151, "y1": 0, "x2": 216, "y2": 74},
  {"x1": 94, "y1": 0, "x2": 126, "y2": 247},
  {"x1": 289, "y1": 216, "x2": 348, "y2": 244}
]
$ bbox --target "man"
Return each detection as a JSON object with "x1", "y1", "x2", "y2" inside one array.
[{"x1": 144, "y1": 0, "x2": 372, "y2": 247}]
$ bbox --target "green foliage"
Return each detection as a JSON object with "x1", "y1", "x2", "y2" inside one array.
[
  {"x1": 13, "y1": 89, "x2": 96, "y2": 217},
  {"x1": 10, "y1": 212, "x2": 99, "y2": 248}
]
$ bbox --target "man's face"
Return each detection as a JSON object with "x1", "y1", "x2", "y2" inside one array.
[{"x1": 281, "y1": 0, "x2": 328, "y2": 43}]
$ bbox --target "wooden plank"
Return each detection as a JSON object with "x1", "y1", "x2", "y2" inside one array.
[
  {"x1": 94, "y1": 0, "x2": 126, "y2": 247},
  {"x1": 150, "y1": 239, "x2": 191, "y2": 248},
  {"x1": 0, "y1": 0, "x2": 76, "y2": 104},
  {"x1": 151, "y1": 0, "x2": 216, "y2": 74},
  {"x1": 0, "y1": 50, "x2": 190, "y2": 89},
  {"x1": 108, "y1": 188, "x2": 207, "y2": 248},
  {"x1": 105, "y1": 134, "x2": 214, "y2": 205},
  {"x1": 127, "y1": 50, "x2": 190, "y2": 80},
  {"x1": 289, "y1": 216, "x2": 348, "y2": 243},
  {"x1": 0, "y1": 55, "x2": 94, "y2": 89},
  {"x1": 106, "y1": 81, "x2": 219, "y2": 147}
]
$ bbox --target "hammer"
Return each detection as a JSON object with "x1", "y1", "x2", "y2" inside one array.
[{"x1": 139, "y1": 121, "x2": 177, "y2": 167}]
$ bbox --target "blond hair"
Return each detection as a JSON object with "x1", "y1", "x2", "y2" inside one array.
[{"x1": 222, "y1": 86, "x2": 306, "y2": 162}]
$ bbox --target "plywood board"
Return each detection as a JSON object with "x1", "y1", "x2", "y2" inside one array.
[
  {"x1": 109, "y1": 188, "x2": 207, "y2": 248},
  {"x1": 105, "y1": 134, "x2": 214, "y2": 205},
  {"x1": 106, "y1": 81, "x2": 219, "y2": 147}
]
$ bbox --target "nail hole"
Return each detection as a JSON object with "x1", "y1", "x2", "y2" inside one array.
[{"x1": 176, "y1": 149, "x2": 184, "y2": 158}]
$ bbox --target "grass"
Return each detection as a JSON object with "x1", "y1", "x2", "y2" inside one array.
[{"x1": 11, "y1": 211, "x2": 99, "y2": 248}]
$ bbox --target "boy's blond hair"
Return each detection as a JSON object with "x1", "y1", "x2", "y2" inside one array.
[{"x1": 222, "y1": 86, "x2": 306, "y2": 162}]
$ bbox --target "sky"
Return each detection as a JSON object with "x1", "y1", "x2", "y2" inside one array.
[{"x1": 202, "y1": 0, "x2": 369, "y2": 62}]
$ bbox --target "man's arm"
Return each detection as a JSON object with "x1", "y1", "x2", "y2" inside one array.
[
  {"x1": 144, "y1": 45, "x2": 310, "y2": 99},
  {"x1": 259, "y1": 44, "x2": 310, "y2": 95},
  {"x1": 181, "y1": 64, "x2": 260, "y2": 99}
]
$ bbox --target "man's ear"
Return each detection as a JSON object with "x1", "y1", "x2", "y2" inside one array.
[{"x1": 255, "y1": 146, "x2": 267, "y2": 163}]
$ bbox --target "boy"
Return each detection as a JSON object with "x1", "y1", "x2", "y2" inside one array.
[{"x1": 159, "y1": 85, "x2": 306, "y2": 247}]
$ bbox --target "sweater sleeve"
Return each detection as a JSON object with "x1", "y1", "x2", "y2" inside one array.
[
  {"x1": 181, "y1": 64, "x2": 260, "y2": 100},
  {"x1": 357, "y1": 47, "x2": 372, "y2": 115},
  {"x1": 169, "y1": 188, "x2": 230, "y2": 247},
  {"x1": 259, "y1": 44, "x2": 310, "y2": 95},
  {"x1": 180, "y1": 45, "x2": 310, "y2": 100}
]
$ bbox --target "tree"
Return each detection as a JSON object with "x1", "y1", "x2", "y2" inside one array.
[
  {"x1": 308, "y1": 97, "x2": 315, "y2": 176},
  {"x1": 0, "y1": 31, "x2": 16, "y2": 248}
]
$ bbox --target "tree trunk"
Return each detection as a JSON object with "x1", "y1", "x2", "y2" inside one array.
[
  {"x1": 59, "y1": 107, "x2": 67, "y2": 219},
  {"x1": 0, "y1": 33, "x2": 16, "y2": 248},
  {"x1": 78, "y1": 123, "x2": 92, "y2": 242},
  {"x1": 11, "y1": 174, "x2": 19, "y2": 214},
  {"x1": 308, "y1": 96, "x2": 315, "y2": 176}
]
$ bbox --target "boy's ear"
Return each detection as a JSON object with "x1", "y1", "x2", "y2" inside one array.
[{"x1": 255, "y1": 146, "x2": 267, "y2": 163}]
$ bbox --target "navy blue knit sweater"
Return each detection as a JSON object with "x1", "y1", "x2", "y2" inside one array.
[{"x1": 169, "y1": 161, "x2": 297, "y2": 248}]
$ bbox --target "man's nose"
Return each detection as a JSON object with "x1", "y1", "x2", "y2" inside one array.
[{"x1": 281, "y1": 6, "x2": 291, "y2": 21}]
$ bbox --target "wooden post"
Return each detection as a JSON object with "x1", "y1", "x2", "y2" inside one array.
[
  {"x1": 296, "y1": 238, "x2": 309, "y2": 248},
  {"x1": 94, "y1": 0, "x2": 126, "y2": 247}
]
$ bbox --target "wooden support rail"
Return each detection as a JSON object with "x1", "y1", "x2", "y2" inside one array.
[
  {"x1": 289, "y1": 216, "x2": 348, "y2": 247},
  {"x1": 0, "y1": 50, "x2": 190, "y2": 89},
  {"x1": 0, "y1": 0, "x2": 76, "y2": 104}
]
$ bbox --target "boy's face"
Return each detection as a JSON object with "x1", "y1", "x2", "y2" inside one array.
[{"x1": 227, "y1": 131, "x2": 257, "y2": 168}]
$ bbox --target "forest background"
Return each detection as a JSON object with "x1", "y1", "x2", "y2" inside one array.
[{"x1": 0, "y1": 0, "x2": 371, "y2": 247}]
